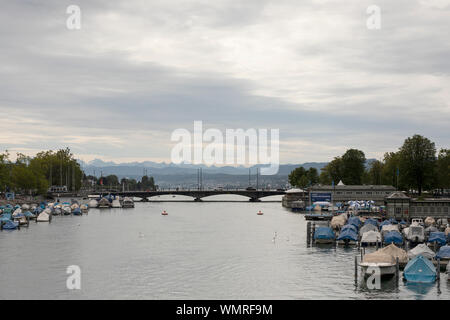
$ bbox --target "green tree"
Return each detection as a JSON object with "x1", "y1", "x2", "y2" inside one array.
[
  {"x1": 319, "y1": 157, "x2": 343, "y2": 185},
  {"x1": 367, "y1": 160, "x2": 383, "y2": 185},
  {"x1": 398, "y1": 134, "x2": 436, "y2": 195},
  {"x1": 341, "y1": 149, "x2": 366, "y2": 185},
  {"x1": 436, "y1": 148, "x2": 450, "y2": 192},
  {"x1": 288, "y1": 166, "x2": 307, "y2": 187},
  {"x1": 306, "y1": 168, "x2": 319, "y2": 185}
]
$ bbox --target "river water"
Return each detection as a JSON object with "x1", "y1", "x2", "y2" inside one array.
[{"x1": 0, "y1": 195, "x2": 448, "y2": 299}]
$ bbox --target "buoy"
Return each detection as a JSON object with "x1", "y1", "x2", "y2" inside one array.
[
  {"x1": 162, "y1": 210, "x2": 168, "y2": 215},
  {"x1": 257, "y1": 210, "x2": 263, "y2": 215}
]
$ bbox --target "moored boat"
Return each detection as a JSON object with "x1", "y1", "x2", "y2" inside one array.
[
  {"x1": 408, "y1": 243, "x2": 435, "y2": 260},
  {"x1": 122, "y1": 197, "x2": 135, "y2": 208},
  {"x1": 98, "y1": 198, "x2": 111, "y2": 208},
  {"x1": 37, "y1": 209, "x2": 51, "y2": 222},
  {"x1": 313, "y1": 226, "x2": 335, "y2": 244},
  {"x1": 427, "y1": 232, "x2": 447, "y2": 246},
  {"x1": 403, "y1": 255, "x2": 436, "y2": 283},
  {"x1": 360, "y1": 251, "x2": 396, "y2": 277},
  {"x1": 111, "y1": 198, "x2": 122, "y2": 208}
]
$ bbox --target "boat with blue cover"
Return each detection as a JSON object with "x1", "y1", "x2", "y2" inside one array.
[
  {"x1": 313, "y1": 227, "x2": 335, "y2": 244},
  {"x1": 337, "y1": 228, "x2": 358, "y2": 245},
  {"x1": 435, "y1": 245, "x2": 450, "y2": 260},
  {"x1": 1, "y1": 220, "x2": 19, "y2": 230},
  {"x1": 427, "y1": 232, "x2": 447, "y2": 246},
  {"x1": 383, "y1": 230, "x2": 403, "y2": 245},
  {"x1": 403, "y1": 255, "x2": 436, "y2": 283}
]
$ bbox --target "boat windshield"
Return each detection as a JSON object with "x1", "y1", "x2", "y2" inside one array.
[{"x1": 410, "y1": 226, "x2": 424, "y2": 236}]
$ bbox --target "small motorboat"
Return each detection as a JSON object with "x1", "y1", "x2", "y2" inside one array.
[
  {"x1": 361, "y1": 230, "x2": 382, "y2": 246},
  {"x1": 72, "y1": 207, "x2": 82, "y2": 216},
  {"x1": 403, "y1": 255, "x2": 436, "y2": 283},
  {"x1": 112, "y1": 198, "x2": 122, "y2": 208},
  {"x1": 88, "y1": 199, "x2": 98, "y2": 208},
  {"x1": 435, "y1": 245, "x2": 450, "y2": 261},
  {"x1": 161, "y1": 210, "x2": 168, "y2": 216},
  {"x1": 257, "y1": 210, "x2": 263, "y2": 215},
  {"x1": 408, "y1": 243, "x2": 435, "y2": 260},
  {"x1": 98, "y1": 198, "x2": 111, "y2": 208},
  {"x1": 360, "y1": 250, "x2": 396, "y2": 277},
  {"x1": 383, "y1": 230, "x2": 403, "y2": 246},
  {"x1": 23, "y1": 211, "x2": 36, "y2": 220},
  {"x1": 313, "y1": 226, "x2": 335, "y2": 244},
  {"x1": 37, "y1": 209, "x2": 51, "y2": 222},
  {"x1": 404, "y1": 225, "x2": 425, "y2": 243},
  {"x1": 359, "y1": 223, "x2": 378, "y2": 237},
  {"x1": 427, "y1": 232, "x2": 447, "y2": 246},
  {"x1": 122, "y1": 197, "x2": 135, "y2": 208},
  {"x1": 1, "y1": 220, "x2": 19, "y2": 230},
  {"x1": 337, "y1": 227, "x2": 358, "y2": 245},
  {"x1": 80, "y1": 204, "x2": 89, "y2": 213}
]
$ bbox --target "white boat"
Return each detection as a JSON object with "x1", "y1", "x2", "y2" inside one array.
[
  {"x1": 62, "y1": 205, "x2": 72, "y2": 215},
  {"x1": 98, "y1": 198, "x2": 111, "y2": 208},
  {"x1": 111, "y1": 198, "x2": 122, "y2": 208},
  {"x1": 21, "y1": 204, "x2": 30, "y2": 210},
  {"x1": 12, "y1": 208, "x2": 22, "y2": 217},
  {"x1": 360, "y1": 251, "x2": 397, "y2": 277},
  {"x1": 88, "y1": 199, "x2": 98, "y2": 208},
  {"x1": 405, "y1": 225, "x2": 425, "y2": 243},
  {"x1": 80, "y1": 204, "x2": 89, "y2": 213},
  {"x1": 122, "y1": 197, "x2": 135, "y2": 208},
  {"x1": 37, "y1": 209, "x2": 51, "y2": 222},
  {"x1": 361, "y1": 230, "x2": 382, "y2": 246},
  {"x1": 408, "y1": 243, "x2": 435, "y2": 260}
]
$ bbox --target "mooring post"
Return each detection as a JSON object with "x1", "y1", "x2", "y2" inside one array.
[
  {"x1": 354, "y1": 255, "x2": 358, "y2": 286},
  {"x1": 437, "y1": 259, "x2": 440, "y2": 281},
  {"x1": 306, "y1": 222, "x2": 311, "y2": 246},
  {"x1": 396, "y1": 257, "x2": 399, "y2": 286}
]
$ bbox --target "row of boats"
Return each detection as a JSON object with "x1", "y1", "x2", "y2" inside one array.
[
  {"x1": 312, "y1": 213, "x2": 450, "y2": 283},
  {"x1": 87, "y1": 196, "x2": 135, "y2": 209},
  {"x1": 0, "y1": 200, "x2": 90, "y2": 230}
]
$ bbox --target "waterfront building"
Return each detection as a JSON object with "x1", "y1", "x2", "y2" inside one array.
[
  {"x1": 309, "y1": 184, "x2": 396, "y2": 205},
  {"x1": 385, "y1": 192, "x2": 450, "y2": 221}
]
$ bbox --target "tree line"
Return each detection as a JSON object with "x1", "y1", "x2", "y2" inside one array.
[
  {"x1": 0, "y1": 148, "x2": 83, "y2": 195},
  {"x1": 84, "y1": 174, "x2": 157, "y2": 191},
  {"x1": 289, "y1": 134, "x2": 449, "y2": 195}
]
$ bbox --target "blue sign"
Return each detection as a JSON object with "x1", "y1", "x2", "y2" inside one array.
[
  {"x1": 311, "y1": 192, "x2": 332, "y2": 202},
  {"x1": 5, "y1": 192, "x2": 15, "y2": 200}
]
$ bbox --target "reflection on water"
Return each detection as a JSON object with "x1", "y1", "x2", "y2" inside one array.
[{"x1": 0, "y1": 199, "x2": 448, "y2": 300}]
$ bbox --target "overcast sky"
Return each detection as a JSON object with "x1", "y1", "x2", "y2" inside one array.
[{"x1": 1, "y1": 0, "x2": 449, "y2": 164}]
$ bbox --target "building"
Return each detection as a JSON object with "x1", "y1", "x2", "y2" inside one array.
[
  {"x1": 385, "y1": 192, "x2": 450, "y2": 221},
  {"x1": 309, "y1": 184, "x2": 396, "y2": 205}
]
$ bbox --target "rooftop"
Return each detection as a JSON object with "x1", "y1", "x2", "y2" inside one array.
[{"x1": 311, "y1": 185, "x2": 396, "y2": 190}]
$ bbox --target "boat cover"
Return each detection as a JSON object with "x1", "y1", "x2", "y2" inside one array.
[
  {"x1": 379, "y1": 243, "x2": 408, "y2": 264},
  {"x1": 427, "y1": 232, "x2": 447, "y2": 246},
  {"x1": 314, "y1": 227, "x2": 335, "y2": 240},
  {"x1": 408, "y1": 244, "x2": 435, "y2": 260},
  {"x1": 379, "y1": 220, "x2": 391, "y2": 228},
  {"x1": 383, "y1": 231, "x2": 403, "y2": 245},
  {"x1": 424, "y1": 217, "x2": 435, "y2": 227},
  {"x1": 337, "y1": 228, "x2": 358, "y2": 241},
  {"x1": 347, "y1": 216, "x2": 362, "y2": 228},
  {"x1": 2, "y1": 220, "x2": 18, "y2": 229},
  {"x1": 364, "y1": 218, "x2": 379, "y2": 227},
  {"x1": 362, "y1": 251, "x2": 395, "y2": 264},
  {"x1": 403, "y1": 255, "x2": 436, "y2": 283},
  {"x1": 435, "y1": 245, "x2": 450, "y2": 260},
  {"x1": 361, "y1": 231, "x2": 381, "y2": 244},
  {"x1": 359, "y1": 224, "x2": 378, "y2": 236},
  {"x1": 342, "y1": 224, "x2": 358, "y2": 233}
]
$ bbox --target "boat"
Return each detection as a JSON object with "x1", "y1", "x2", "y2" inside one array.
[
  {"x1": 404, "y1": 225, "x2": 425, "y2": 243},
  {"x1": 81, "y1": 204, "x2": 89, "y2": 213},
  {"x1": 359, "y1": 223, "x2": 378, "y2": 237},
  {"x1": 257, "y1": 210, "x2": 263, "y2": 215},
  {"x1": 403, "y1": 255, "x2": 436, "y2": 283},
  {"x1": 380, "y1": 243, "x2": 408, "y2": 264},
  {"x1": 411, "y1": 218, "x2": 424, "y2": 226},
  {"x1": 12, "y1": 208, "x2": 22, "y2": 218},
  {"x1": 383, "y1": 230, "x2": 403, "y2": 245},
  {"x1": 424, "y1": 226, "x2": 438, "y2": 237},
  {"x1": 363, "y1": 218, "x2": 379, "y2": 228},
  {"x1": 1, "y1": 220, "x2": 19, "y2": 230},
  {"x1": 408, "y1": 243, "x2": 435, "y2": 260},
  {"x1": 88, "y1": 199, "x2": 98, "y2": 208},
  {"x1": 381, "y1": 224, "x2": 399, "y2": 236},
  {"x1": 0, "y1": 213, "x2": 12, "y2": 222},
  {"x1": 111, "y1": 198, "x2": 122, "y2": 208},
  {"x1": 424, "y1": 217, "x2": 435, "y2": 227},
  {"x1": 361, "y1": 230, "x2": 382, "y2": 246},
  {"x1": 435, "y1": 245, "x2": 450, "y2": 261},
  {"x1": 360, "y1": 250, "x2": 397, "y2": 277},
  {"x1": 98, "y1": 198, "x2": 111, "y2": 208},
  {"x1": 21, "y1": 204, "x2": 30, "y2": 210},
  {"x1": 313, "y1": 226, "x2": 335, "y2": 244},
  {"x1": 72, "y1": 207, "x2": 82, "y2": 216},
  {"x1": 427, "y1": 232, "x2": 447, "y2": 246},
  {"x1": 337, "y1": 227, "x2": 358, "y2": 245},
  {"x1": 23, "y1": 211, "x2": 36, "y2": 220},
  {"x1": 330, "y1": 214, "x2": 347, "y2": 230},
  {"x1": 347, "y1": 216, "x2": 362, "y2": 229},
  {"x1": 37, "y1": 209, "x2": 51, "y2": 222},
  {"x1": 122, "y1": 197, "x2": 135, "y2": 208},
  {"x1": 161, "y1": 210, "x2": 168, "y2": 216}
]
